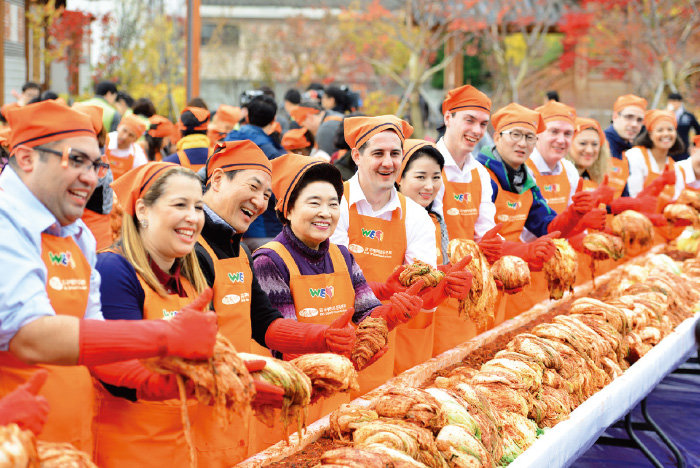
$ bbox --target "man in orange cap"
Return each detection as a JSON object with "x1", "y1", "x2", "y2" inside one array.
[
  {"x1": 105, "y1": 113, "x2": 148, "y2": 180},
  {"x1": 0, "y1": 101, "x2": 218, "y2": 454},
  {"x1": 163, "y1": 106, "x2": 211, "y2": 171},
  {"x1": 281, "y1": 127, "x2": 314, "y2": 155},
  {"x1": 605, "y1": 94, "x2": 647, "y2": 160},
  {"x1": 291, "y1": 100, "x2": 343, "y2": 158},
  {"x1": 207, "y1": 104, "x2": 241, "y2": 147},
  {"x1": 330, "y1": 115, "x2": 442, "y2": 388}
]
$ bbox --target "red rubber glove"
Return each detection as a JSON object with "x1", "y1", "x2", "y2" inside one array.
[
  {"x1": 610, "y1": 195, "x2": 658, "y2": 214},
  {"x1": 371, "y1": 281, "x2": 425, "y2": 329},
  {"x1": 79, "y1": 288, "x2": 218, "y2": 367},
  {"x1": 264, "y1": 308, "x2": 357, "y2": 358},
  {"x1": 567, "y1": 232, "x2": 587, "y2": 253},
  {"x1": 493, "y1": 279, "x2": 523, "y2": 295},
  {"x1": 91, "y1": 359, "x2": 191, "y2": 401},
  {"x1": 578, "y1": 208, "x2": 607, "y2": 231},
  {"x1": 643, "y1": 212, "x2": 668, "y2": 227},
  {"x1": 570, "y1": 179, "x2": 597, "y2": 214},
  {"x1": 0, "y1": 370, "x2": 49, "y2": 435},
  {"x1": 502, "y1": 232, "x2": 558, "y2": 272},
  {"x1": 589, "y1": 175, "x2": 615, "y2": 206},
  {"x1": 638, "y1": 163, "x2": 676, "y2": 198},
  {"x1": 477, "y1": 223, "x2": 505, "y2": 263},
  {"x1": 443, "y1": 256, "x2": 474, "y2": 301},
  {"x1": 244, "y1": 360, "x2": 285, "y2": 409},
  {"x1": 367, "y1": 266, "x2": 407, "y2": 301}
]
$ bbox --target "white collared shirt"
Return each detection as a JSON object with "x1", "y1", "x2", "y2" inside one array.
[
  {"x1": 529, "y1": 148, "x2": 580, "y2": 206},
  {"x1": 626, "y1": 146, "x2": 685, "y2": 199},
  {"x1": 331, "y1": 174, "x2": 437, "y2": 267},
  {"x1": 434, "y1": 138, "x2": 496, "y2": 240},
  {"x1": 677, "y1": 157, "x2": 700, "y2": 188}
]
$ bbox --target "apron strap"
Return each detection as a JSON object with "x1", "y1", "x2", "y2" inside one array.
[
  {"x1": 177, "y1": 150, "x2": 191, "y2": 169},
  {"x1": 263, "y1": 241, "x2": 302, "y2": 278},
  {"x1": 327, "y1": 244, "x2": 349, "y2": 275}
]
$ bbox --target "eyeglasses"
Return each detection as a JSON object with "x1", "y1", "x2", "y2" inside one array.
[
  {"x1": 35, "y1": 146, "x2": 110, "y2": 178},
  {"x1": 501, "y1": 130, "x2": 538, "y2": 144},
  {"x1": 620, "y1": 114, "x2": 644, "y2": 124}
]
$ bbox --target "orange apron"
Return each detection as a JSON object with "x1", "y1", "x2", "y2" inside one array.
[
  {"x1": 345, "y1": 185, "x2": 406, "y2": 393},
  {"x1": 0, "y1": 233, "x2": 95, "y2": 455},
  {"x1": 487, "y1": 169, "x2": 540, "y2": 324},
  {"x1": 177, "y1": 150, "x2": 206, "y2": 172},
  {"x1": 94, "y1": 274, "x2": 207, "y2": 468},
  {"x1": 640, "y1": 147, "x2": 687, "y2": 242},
  {"x1": 82, "y1": 209, "x2": 113, "y2": 251},
  {"x1": 104, "y1": 145, "x2": 135, "y2": 181},
  {"x1": 248, "y1": 241, "x2": 355, "y2": 454},
  {"x1": 430, "y1": 213, "x2": 444, "y2": 266},
  {"x1": 194, "y1": 237, "x2": 257, "y2": 466},
  {"x1": 608, "y1": 154, "x2": 630, "y2": 199},
  {"x1": 526, "y1": 160, "x2": 572, "y2": 215},
  {"x1": 431, "y1": 170, "x2": 481, "y2": 357}
]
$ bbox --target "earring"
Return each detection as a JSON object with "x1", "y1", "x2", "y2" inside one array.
[{"x1": 140, "y1": 219, "x2": 149, "y2": 229}]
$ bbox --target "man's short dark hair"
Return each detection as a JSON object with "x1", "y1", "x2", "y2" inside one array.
[
  {"x1": 117, "y1": 91, "x2": 134, "y2": 108},
  {"x1": 284, "y1": 88, "x2": 301, "y2": 105},
  {"x1": 324, "y1": 86, "x2": 347, "y2": 110},
  {"x1": 132, "y1": 98, "x2": 156, "y2": 117},
  {"x1": 546, "y1": 90, "x2": 560, "y2": 102},
  {"x1": 22, "y1": 82, "x2": 41, "y2": 93},
  {"x1": 95, "y1": 81, "x2": 118, "y2": 96},
  {"x1": 247, "y1": 95, "x2": 277, "y2": 127},
  {"x1": 668, "y1": 92, "x2": 683, "y2": 101},
  {"x1": 259, "y1": 86, "x2": 275, "y2": 99}
]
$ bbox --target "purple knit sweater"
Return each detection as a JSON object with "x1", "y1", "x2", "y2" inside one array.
[{"x1": 252, "y1": 225, "x2": 380, "y2": 324}]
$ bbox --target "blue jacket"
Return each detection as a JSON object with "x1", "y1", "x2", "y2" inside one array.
[
  {"x1": 476, "y1": 147, "x2": 557, "y2": 238},
  {"x1": 224, "y1": 125, "x2": 285, "y2": 238},
  {"x1": 604, "y1": 125, "x2": 631, "y2": 160}
]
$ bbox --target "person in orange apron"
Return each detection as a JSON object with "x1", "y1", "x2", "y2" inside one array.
[
  {"x1": 144, "y1": 115, "x2": 177, "y2": 162},
  {"x1": 92, "y1": 161, "x2": 282, "y2": 468},
  {"x1": 105, "y1": 114, "x2": 148, "y2": 180},
  {"x1": 330, "y1": 115, "x2": 455, "y2": 390},
  {"x1": 251, "y1": 153, "x2": 425, "y2": 449},
  {"x1": 395, "y1": 139, "x2": 474, "y2": 371},
  {"x1": 431, "y1": 85, "x2": 508, "y2": 356},
  {"x1": 163, "y1": 106, "x2": 211, "y2": 172},
  {"x1": 626, "y1": 110, "x2": 690, "y2": 241},
  {"x1": 0, "y1": 369, "x2": 49, "y2": 436},
  {"x1": 604, "y1": 94, "x2": 648, "y2": 160},
  {"x1": 476, "y1": 103, "x2": 601, "y2": 321},
  {"x1": 199, "y1": 142, "x2": 387, "y2": 460},
  {"x1": 0, "y1": 102, "x2": 218, "y2": 459},
  {"x1": 73, "y1": 103, "x2": 115, "y2": 251}
]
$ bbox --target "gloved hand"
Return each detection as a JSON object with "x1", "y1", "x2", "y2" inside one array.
[
  {"x1": 643, "y1": 212, "x2": 668, "y2": 227},
  {"x1": 0, "y1": 370, "x2": 49, "y2": 435},
  {"x1": 610, "y1": 195, "x2": 658, "y2": 214},
  {"x1": 578, "y1": 208, "x2": 607, "y2": 231},
  {"x1": 589, "y1": 175, "x2": 615, "y2": 206},
  {"x1": 638, "y1": 163, "x2": 676, "y2": 198},
  {"x1": 263, "y1": 309, "x2": 357, "y2": 358},
  {"x1": 567, "y1": 232, "x2": 587, "y2": 254},
  {"x1": 371, "y1": 281, "x2": 425, "y2": 329},
  {"x1": 91, "y1": 359, "x2": 192, "y2": 401},
  {"x1": 571, "y1": 179, "x2": 597, "y2": 214},
  {"x1": 443, "y1": 256, "x2": 473, "y2": 301},
  {"x1": 243, "y1": 360, "x2": 285, "y2": 409},
  {"x1": 502, "y1": 231, "x2": 558, "y2": 272},
  {"x1": 477, "y1": 224, "x2": 504, "y2": 263},
  {"x1": 367, "y1": 266, "x2": 407, "y2": 301},
  {"x1": 79, "y1": 288, "x2": 218, "y2": 367},
  {"x1": 493, "y1": 278, "x2": 524, "y2": 294}
]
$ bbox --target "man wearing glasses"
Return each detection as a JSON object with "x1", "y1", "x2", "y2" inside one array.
[
  {"x1": 605, "y1": 94, "x2": 647, "y2": 160},
  {"x1": 0, "y1": 100, "x2": 217, "y2": 455}
]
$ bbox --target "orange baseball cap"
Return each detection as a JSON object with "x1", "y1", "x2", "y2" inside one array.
[
  {"x1": 491, "y1": 103, "x2": 546, "y2": 134},
  {"x1": 343, "y1": 115, "x2": 413, "y2": 149},
  {"x1": 613, "y1": 94, "x2": 648, "y2": 113},
  {"x1": 271, "y1": 153, "x2": 331, "y2": 217},
  {"x1": 535, "y1": 101, "x2": 576, "y2": 125},
  {"x1": 574, "y1": 117, "x2": 605, "y2": 144},
  {"x1": 290, "y1": 104, "x2": 321, "y2": 125},
  {"x1": 72, "y1": 103, "x2": 104, "y2": 134},
  {"x1": 442, "y1": 84, "x2": 492, "y2": 115},
  {"x1": 205, "y1": 140, "x2": 272, "y2": 181},
  {"x1": 644, "y1": 109, "x2": 676, "y2": 132},
  {"x1": 111, "y1": 162, "x2": 178, "y2": 216},
  {"x1": 147, "y1": 115, "x2": 176, "y2": 139},
  {"x1": 7, "y1": 100, "x2": 95, "y2": 153},
  {"x1": 281, "y1": 128, "x2": 312, "y2": 151},
  {"x1": 213, "y1": 105, "x2": 241, "y2": 126}
]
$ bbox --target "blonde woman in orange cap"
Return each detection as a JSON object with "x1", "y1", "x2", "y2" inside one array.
[
  {"x1": 251, "y1": 153, "x2": 425, "y2": 446},
  {"x1": 93, "y1": 162, "x2": 282, "y2": 467},
  {"x1": 105, "y1": 114, "x2": 148, "y2": 180}
]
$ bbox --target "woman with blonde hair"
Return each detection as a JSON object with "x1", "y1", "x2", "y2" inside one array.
[
  {"x1": 91, "y1": 162, "x2": 278, "y2": 467},
  {"x1": 567, "y1": 117, "x2": 612, "y2": 190}
]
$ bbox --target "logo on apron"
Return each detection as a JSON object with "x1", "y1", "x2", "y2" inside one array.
[
  {"x1": 543, "y1": 184, "x2": 560, "y2": 192},
  {"x1": 298, "y1": 307, "x2": 319, "y2": 318},
  {"x1": 162, "y1": 309, "x2": 179, "y2": 319},
  {"x1": 309, "y1": 286, "x2": 334, "y2": 299},
  {"x1": 360, "y1": 228, "x2": 384, "y2": 241},
  {"x1": 348, "y1": 244, "x2": 364, "y2": 254},
  {"x1": 227, "y1": 272, "x2": 245, "y2": 283},
  {"x1": 446, "y1": 208, "x2": 460, "y2": 216},
  {"x1": 612, "y1": 166, "x2": 620, "y2": 173},
  {"x1": 222, "y1": 292, "x2": 250, "y2": 305},
  {"x1": 453, "y1": 193, "x2": 471, "y2": 203},
  {"x1": 506, "y1": 201, "x2": 521, "y2": 210},
  {"x1": 47, "y1": 251, "x2": 76, "y2": 268},
  {"x1": 47, "y1": 276, "x2": 87, "y2": 291}
]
